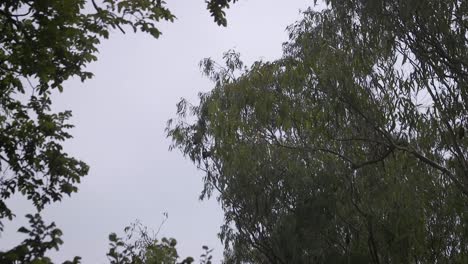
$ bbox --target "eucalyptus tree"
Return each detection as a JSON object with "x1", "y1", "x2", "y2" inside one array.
[
  {"x1": 168, "y1": 0, "x2": 467, "y2": 263},
  {"x1": 0, "y1": 0, "x2": 236, "y2": 262}
]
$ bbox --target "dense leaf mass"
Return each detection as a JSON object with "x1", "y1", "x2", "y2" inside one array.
[{"x1": 169, "y1": 0, "x2": 467, "y2": 263}]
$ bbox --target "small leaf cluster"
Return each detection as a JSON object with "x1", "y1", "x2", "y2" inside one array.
[
  {"x1": 205, "y1": 0, "x2": 239, "y2": 27},
  {"x1": 107, "y1": 220, "x2": 212, "y2": 264},
  {"x1": 0, "y1": 214, "x2": 81, "y2": 264}
]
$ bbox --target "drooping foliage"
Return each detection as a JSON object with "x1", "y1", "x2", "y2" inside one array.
[{"x1": 168, "y1": 0, "x2": 467, "y2": 263}]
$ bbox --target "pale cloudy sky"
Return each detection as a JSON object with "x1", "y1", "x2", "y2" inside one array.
[{"x1": 1, "y1": 1, "x2": 314, "y2": 263}]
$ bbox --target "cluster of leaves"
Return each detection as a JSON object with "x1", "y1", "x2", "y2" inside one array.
[
  {"x1": 0, "y1": 214, "x2": 81, "y2": 264},
  {"x1": 206, "y1": 0, "x2": 239, "y2": 27},
  {"x1": 0, "y1": 0, "x2": 237, "y2": 262},
  {"x1": 107, "y1": 220, "x2": 213, "y2": 264},
  {"x1": 168, "y1": 0, "x2": 467, "y2": 263}
]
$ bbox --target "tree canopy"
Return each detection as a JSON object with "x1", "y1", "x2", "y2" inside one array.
[
  {"x1": 0, "y1": 0, "x2": 237, "y2": 262},
  {"x1": 1, "y1": 0, "x2": 467, "y2": 262},
  {"x1": 168, "y1": 0, "x2": 467, "y2": 263}
]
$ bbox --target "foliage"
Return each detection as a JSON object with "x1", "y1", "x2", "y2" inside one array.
[
  {"x1": 206, "y1": 0, "x2": 239, "y2": 27},
  {"x1": 0, "y1": 0, "x2": 237, "y2": 262},
  {"x1": 0, "y1": 0, "x2": 175, "y2": 231},
  {"x1": 0, "y1": 213, "x2": 81, "y2": 264},
  {"x1": 168, "y1": 0, "x2": 467, "y2": 263},
  {"x1": 107, "y1": 220, "x2": 213, "y2": 264}
]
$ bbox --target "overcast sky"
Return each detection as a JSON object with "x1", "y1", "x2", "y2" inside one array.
[{"x1": 1, "y1": 1, "x2": 314, "y2": 263}]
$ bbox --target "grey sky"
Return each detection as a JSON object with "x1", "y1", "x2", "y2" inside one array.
[{"x1": 0, "y1": 1, "x2": 313, "y2": 263}]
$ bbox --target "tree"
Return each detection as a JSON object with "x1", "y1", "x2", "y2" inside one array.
[
  {"x1": 0, "y1": 213, "x2": 81, "y2": 264},
  {"x1": 0, "y1": 0, "x2": 238, "y2": 261},
  {"x1": 168, "y1": 0, "x2": 467, "y2": 262},
  {"x1": 107, "y1": 220, "x2": 213, "y2": 264}
]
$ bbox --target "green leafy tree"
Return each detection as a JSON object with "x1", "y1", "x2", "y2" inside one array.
[
  {"x1": 0, "y1": 214, "x2": 81, "y2": 264},
  {"x1": 168, "y1": 0, "x2": 467, "y2": 263},
  {"x1": 107, "y1": 220, "x2": 213, "y2": 264},
  {"x1": 0, "y1": 0, "x2": 238, "y2": 261}
]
